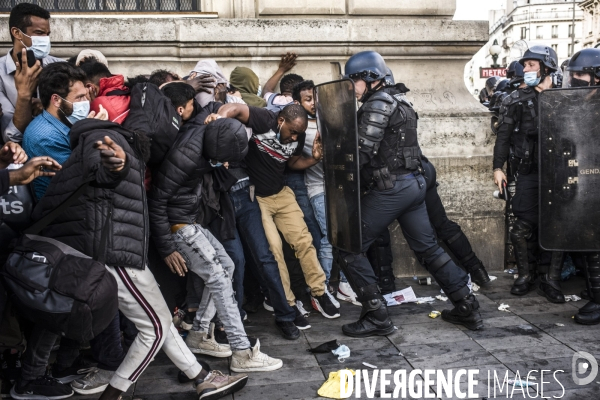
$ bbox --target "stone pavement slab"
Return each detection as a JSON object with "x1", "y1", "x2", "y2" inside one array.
[{"x1": 66, "y1": 275, "x2": 600, "y2": 399}]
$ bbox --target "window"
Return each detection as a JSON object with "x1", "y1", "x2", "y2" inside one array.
[
  {"x1": 521, "y1": 27, "x2": 528, "y2": 40},
  {"x1": 535, "y1": 9, "x2": 542, "y2": 18},
  {"x1": 551, "y1": 8, "x2": 557, "y2": 18},
  {"x1": 536, "y1": 26, "x2": 544, "y2": 40},
  {"x1": 502, "y1": 57, "x2": 508, "y2": 67},
  {"x1": 569, "y1": 24, "x2": 574, "y2": 38},
  {"x1": 552, "y1": 25, "x2": 558, "y2": 38},
  {"x1": 551, "y1": 44, "x2": 558, "y2": 52},
  {"x1": 568, "y1": 43, "x2": 574, "y2": 57}
]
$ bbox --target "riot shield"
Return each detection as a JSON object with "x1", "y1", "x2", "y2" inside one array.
[
  {"x1": 315, "y1": 79, "x2": 362, "y2": 253},
  {"x1": 539, "y1": 87, "x2": 600, "y2": 251}
]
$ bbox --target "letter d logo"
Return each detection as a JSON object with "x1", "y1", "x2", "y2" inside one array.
[{"x1": 572, "y1": 351, "x2": 598, "y2": 386}]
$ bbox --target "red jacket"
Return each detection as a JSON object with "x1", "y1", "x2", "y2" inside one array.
[{"x1": 90, "y1": 75, "x2": 131, "y2": 124}]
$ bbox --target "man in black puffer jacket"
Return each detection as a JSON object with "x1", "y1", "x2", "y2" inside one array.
[
  {"x1": 148, "y1": 116, "x2": 282, "y2": 373},
  {"x1": 30, "y1": 118, "x2": 248, "y2": 400}
]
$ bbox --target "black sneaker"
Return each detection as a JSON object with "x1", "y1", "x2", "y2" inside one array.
[
  {"x1": 263, "y1": 299, "x2": 274, "y2": 312},
  {"x1": 10, "y1": 375, "x2": 73, "y2": 399},
  {"x1": 293, "y1": 306, "x2": 311, "y2": 330},
  {"x1": 243, "y1": 296, "x2": 264, "y2": 314},
  {"x1": 275, "y1": 320, "x2": 300, "y2": 340},
  {"x1": 214, "y1": 326, "x2": 229, "y2": 345},
  {"x1": 51, "y1": 356, "x2": 95, "y2": 384},
  {"x1": 1, "y1": 379, "x2": 12, "y2": 399},
  {"x1": 1, "y1": 349, "x2": 21, "y2": 383},
  {"x1": 311, "y1": 293, "x2": 340, "y2": 319}
]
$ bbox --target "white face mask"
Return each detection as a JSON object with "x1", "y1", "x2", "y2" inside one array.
[
  {"x1": 19, "y1": 30, "x2": 51, "y2": 60},
  {"x1": 257, "y1": 85, "x2": 262, "y2": 97},
  {"x1": 60, "y1": 97, "x2": 90, "y2": 124}
]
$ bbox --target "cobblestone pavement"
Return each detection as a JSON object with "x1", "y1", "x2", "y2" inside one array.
[{"x1": 74, "y1": 273, "x2": 600, "y2": 400}]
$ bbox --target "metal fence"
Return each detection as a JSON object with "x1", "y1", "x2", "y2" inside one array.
[{"x1": 0, "y1": 0, "x2": 200, "y2": 11}]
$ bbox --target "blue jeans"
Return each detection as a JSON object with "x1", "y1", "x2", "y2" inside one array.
[
  {"x1": 285, "y1": 172, "x2": 322, "y2": 251},
  {"x1": 230, "y1": 186, "x2": 295, "y2": 322},
  {"x1": 174, "y1": 224, "x2": 250, "y2": 350},
  {"x1": 217, "y1": 229, "x2": 247, "y2": 321},
  {"x1": 310, "y1": 192, "x2": 348, "y2": 285}
]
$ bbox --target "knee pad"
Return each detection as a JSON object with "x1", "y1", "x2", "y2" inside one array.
[
  {"x1": 510, "y1": 219, "x2": 533, "y2": 242},
  {"x1": 417, "y1": 246, "x2": 452, "y2": 275}
]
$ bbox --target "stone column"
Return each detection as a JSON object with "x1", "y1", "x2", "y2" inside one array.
[{"x1": 0, "y1": 3, "x2": 500, "y2": 275}]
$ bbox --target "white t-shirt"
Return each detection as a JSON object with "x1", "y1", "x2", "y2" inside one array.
[{"x1": 302, "y1": 119, "x2": 325, "y2": 199}]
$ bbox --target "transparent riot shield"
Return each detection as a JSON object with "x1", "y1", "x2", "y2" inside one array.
[
  {"x1": 315, "y1": 79, "x2": 362, "y2": 253},
  {"x1": 539, "y1": 87, "x2": 600, "y2": 251}
]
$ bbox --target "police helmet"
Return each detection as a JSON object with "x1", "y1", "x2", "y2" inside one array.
[
  {"x1": 518, "y1": 45, "x2": 559, "y2": 72},
  {"x1": 494, "y1": 78, "x2": 510, "y2": 94},
  {"x1": 344, "y1": 51, "x2": 388, "y2": 83},
  {"x1": 384, "y1": 67, "x2": 395, "y2": 85},
  {"x1": 564, "y1": 48, "x2": 600, "y2": 87},
  {"x1": 506, "y1": 60, "x2": 524, "y2": 79},
  {"x1": 485, "y1": 77, "x2": 501, "y2": 94}
]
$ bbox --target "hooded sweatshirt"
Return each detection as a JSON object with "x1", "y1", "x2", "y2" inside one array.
[
  {"x1": 190, "y1": 59, "x2": 245, "y2": 107},
  {"x1": 229, "y1": 66, "x2": 266, "y2": 107}
]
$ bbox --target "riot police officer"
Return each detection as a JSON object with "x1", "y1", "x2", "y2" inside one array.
[
  {"x1": 563, "y1": 48, "x2": 600, "y2": 324},
  {"x1": 337, "y1": 51, "x2": 483, "y2": 338},
  {"x1": 493, "y1": 45, "x2": 560, "y2": 301}
]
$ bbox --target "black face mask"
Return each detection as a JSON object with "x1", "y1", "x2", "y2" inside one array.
[{"x1": 571, "y1": 77, "x2": 591, "y2": 87}]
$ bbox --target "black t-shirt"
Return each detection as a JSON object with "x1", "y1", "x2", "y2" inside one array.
[{"x1": 244, "y1": 107, "x2": 304, "y2": 197}]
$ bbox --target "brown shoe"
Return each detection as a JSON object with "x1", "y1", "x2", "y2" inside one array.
[{"x1": 195, "y1": 370, "x2": 248, "y2": 400}]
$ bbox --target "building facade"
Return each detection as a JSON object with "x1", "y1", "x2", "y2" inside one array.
[
  {"x1": 580, "y1": 0, "x2": 600, "y2": 47},
  {"x1": 1, "y1": 1, "x2": 505, "y2": 276}
]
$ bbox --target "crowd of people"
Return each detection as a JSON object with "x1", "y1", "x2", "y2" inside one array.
[{"x1": 1, "y1": 3, "x2": 599, "y2": 400}]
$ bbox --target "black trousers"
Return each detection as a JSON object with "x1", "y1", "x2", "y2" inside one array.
[
  {"x1": 340, "y1": 174, "x2": 468, "y2": 297},
  {"x1": 511, "y1": 171, "x2": 551, "y2": 265}
]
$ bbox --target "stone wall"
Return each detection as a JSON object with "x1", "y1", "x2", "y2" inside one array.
[{"x1": 0, "y1": 11, "x2": 501, "y2": 276}]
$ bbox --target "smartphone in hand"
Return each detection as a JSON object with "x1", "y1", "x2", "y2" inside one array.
[{"x1": 16, "y1": 49, "x2": 37, "y2": 68}]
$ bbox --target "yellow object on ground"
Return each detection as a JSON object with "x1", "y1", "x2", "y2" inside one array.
[
  {"x1": 429, "y1": 311, "x2": 441, "y2": 318},
  {"x1": 318, "y1": 369, "x2": 355, "y2": 399}
]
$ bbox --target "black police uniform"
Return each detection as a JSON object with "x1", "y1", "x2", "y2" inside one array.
[
  {"x1": 368, "y1": 156, "x2": 491, "y2": 292},
  {"x1": 338, "y1": 85, "x2": 483, "y2": 337},
  {"x1": 494, "y1": 86, "x2": 553, "y2": 296}
]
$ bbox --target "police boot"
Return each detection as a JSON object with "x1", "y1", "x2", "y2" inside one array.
[
  {"x1": 441, "y1": 286, "x2": 483, "y2": 331},
  {"x1": 342, "y1": 284, "x2": 395, "y2": 338},
  {"x1": 463, "y1": 256, "x2": 491, "y2": 287},
  {"x1": 537, "y1": 252, "x2": 566, "y2": 303},
  {"x1": 575, "y1": 254, "x2": 600, "y2": 325},
  {"x1": 378, "y1": 265, "x2": 396, "y2": 295},
  {"x1": 445, "y1": 232, "x2": 491, "y2": 287},
  {"x1": 510, "y1": 220, "x2": 536, "y2": 295}
]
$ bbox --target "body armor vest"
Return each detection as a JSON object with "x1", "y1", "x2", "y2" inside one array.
[
  {"x1": 358, "y1": 87, "x2": 421, "y2": 183},
  {"x1": 499, "y1": 87, "x2": 539, "y2": 175}
]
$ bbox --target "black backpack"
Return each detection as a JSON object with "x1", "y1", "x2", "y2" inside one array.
[
  {"x1": 123, "y1": 82, "x2": 182, "y2": 167},
  {"x1": 1, "y1": 184, "x2": 118, "y2": 342}
]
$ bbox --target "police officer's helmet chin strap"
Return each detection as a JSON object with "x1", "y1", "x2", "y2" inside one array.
[{"x1": 360, "y1": 80, "x2": 385, "y2": 103}]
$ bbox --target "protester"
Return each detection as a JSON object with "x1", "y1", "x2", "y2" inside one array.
[
  {"x1": 229, "y1": 67, "x2": 266, "y2": 107},
  {"x1": 76, "y1": 49, "x2": 109, "y2": 67},
  {"x1": 0, "y1": 142, "x2": 60, "y2": 195},
  {"x1": 1, "y1": 3, "x2": 64, "y2": 143},
  {"x1": 262, "y1": 53, "x2": 303, "y2": 112},
  {"x1": 188, "y1": 59, "x2": 245, "y2": 106},
  {"x1": 204, "y1": 103, "x2": 340, "y2": 320},
  {"x1": 290, "y1": 80, "x2": 360, "y2": 306},
  {"x1": 149, "y1": 69, "x2": 181, "y2": 86},
  {"x1": 22, "y1": 62, "x2": 107, "y2": 200}
]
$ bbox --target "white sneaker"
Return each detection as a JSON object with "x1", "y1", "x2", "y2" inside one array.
[
  {"x1": 185, "y1": 323, "x2": 232, "y2": 357},
  {"x1": 337, "y1": 282, "x2": 361, "y2": 306},
  {"x1": 231, "y1": 339, "x2": 283, "y2": 372},
  {"x1": 71, "y1": 368, "x2": 113, "y2": 395},
  {"x1": 326, "y1": 290, "x2": 341, "y2": 309},
  {"x1": 295, "y1": 300, "x2": 310, "y2": 317}
]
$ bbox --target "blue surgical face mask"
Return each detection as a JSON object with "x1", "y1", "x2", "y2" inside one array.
[
  {"x1": 275, "y1": 122, "x2": 283, "y2": 142},
  {"x1": 61, "y1": 97, "x2": 90, "y2": 124},
  {"x1": 524, "y1": 71, "x2": 541, "y2": 87},
  {"x1": 19, "y1": 30, "x2": 51, "y2": 60},
  {"x1": 209, "y1": 159, "x2": 223, "y2": 168}
]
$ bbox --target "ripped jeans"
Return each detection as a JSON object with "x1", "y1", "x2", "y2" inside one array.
[{"x1": 173, "y1": 224, "x2": 250, "y2": 351}]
